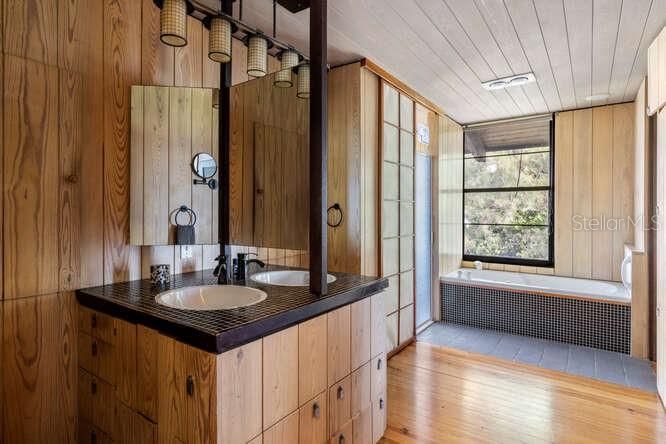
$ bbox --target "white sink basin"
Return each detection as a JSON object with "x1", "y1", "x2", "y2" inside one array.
[
  {"x1": 250, "y1": 270, "x2": 337, "y2": 287},
  {"x1": 156, "y1": 285, "x2": 267, "y2": 311}
]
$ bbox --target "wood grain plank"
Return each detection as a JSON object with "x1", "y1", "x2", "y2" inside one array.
[
  {"x1": 611, "y1": 102, "x2": 635, "y2": 281},
  {"x1": 298, "y1": 314, "x2": 327, "y2": 405},
  {"x1": 141, "y1": 0, "x2": 175, "y2": 86},
  {"x1": 136, "y1": 325, "x2": 160, "y2": 421},
  {"x1": 229, "y1": 85, "x2": 246, "y2": 244},
  {"x1": 174, "y1": 16, "x2": 203, "y2": 87},
  {"x1": 263, "y1": 326, "x2": 299, "y2": 430},
  {"x1": 169, "y1": 87, "x2": 192, "y2": 244},
  {"x1": 572, "y1": 108, "x2": 593, "y2": 279},
  {"x1": 191, "y1": 88, "x2": 214, "y2": 245},
  {"x1": 130, "y1": 87, "x2": 145, "y2": 245},
  {"x1": 143, "y1": 86, "x2": 170, "y2": 245},
  {"x1": 554, "y1": 111, "x2": 573, "y2": 277},
  {"x1": 103, "y1": 0, "x2": 142, "y2": 284},
  {"x1": 2, "y1": 293, "x2": 77, "y2": 442},
  {"x1": 3, "y1": 55, "x2": 59, "y2": 299},
  {"x1": 361, "y1": 68, "x2": 380, "y2": 277},
  {"x1": 592, "y1": 106, "x2": 613, "y2": 280},
  {"x1": 3, "y1": 0, "x2": 58, "y2": 64}
]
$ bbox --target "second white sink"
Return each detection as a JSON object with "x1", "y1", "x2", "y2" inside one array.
[
  {"x1": 156, "y1": 285, "x2": 267, "y2": 311},
  {"x1": 251, "y1": 270, "x2": 337, "y2": 287}
]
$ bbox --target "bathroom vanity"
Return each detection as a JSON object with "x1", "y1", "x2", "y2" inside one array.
[{"x1": 76, "y1": 267, "x2": 388, "y2": 444}]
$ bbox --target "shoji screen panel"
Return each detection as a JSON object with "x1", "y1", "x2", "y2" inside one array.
[{"x1": 381, "y1": 82, "x2": 415, "y2": 354}]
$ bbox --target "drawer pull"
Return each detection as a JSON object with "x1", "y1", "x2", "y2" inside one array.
[
  {"x1": 91, "y1": 341, "x2": 98, "y2": 357},
  {"x1": 339, "y1": 434, "x2": 345, "y2": 444},
  {"x1": 186, "y1": 375, "x2": 194, "y2": 396},
  {"x1": 91, "y1": 379, "x2": 97, "y2": 395},
  {"x1": 91, "y1": 313, "x2": 97, "y2": 329},
  {"x1": 90, "y1": 430, "x2": 97, "y2": 444},
  {"x1": 312, "y1": 402, "x2": 321, "y2": 419},
  {"x1": 337, "y1": 386, "x2": 345, "y2": 400},
  {"x1": 379, "y1": 397, "x2": 384, "y2": 410},
  {"x1": 377, "y1": 358, "x2": 382, "y2": 370}
]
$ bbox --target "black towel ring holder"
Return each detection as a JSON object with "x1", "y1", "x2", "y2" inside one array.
[
  {"x1": 327, "y1": 203, "x2": 344, "y2": 228},
  {"x1": 174, "y1": 205, "x2": 197, "y2": 226}
]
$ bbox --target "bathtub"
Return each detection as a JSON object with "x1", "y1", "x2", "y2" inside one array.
[
  {"x1": 440, "y1": 268, "x2": 631, "y2": 353},
  {"x1": 443, "y1": 268, "x2": 629, "y2": 304}
]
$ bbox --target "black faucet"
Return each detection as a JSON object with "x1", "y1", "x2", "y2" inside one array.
[
  {"x1": 233, "y1": 252, "x2": 266, "y2": 282},
  {"x1": 213, "y1": 254, "x2": 229, "y2": 285}
]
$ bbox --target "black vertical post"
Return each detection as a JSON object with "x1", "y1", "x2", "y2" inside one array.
[
  {"x1": 309, "y1": 0, "x2": 328, "y2": 295},
  {"x1": 218, "y1": 0, "x2": 233, "y2": 275}
]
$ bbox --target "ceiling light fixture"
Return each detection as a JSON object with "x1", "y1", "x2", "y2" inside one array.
[
  {"x1": 482, "y1": 72, "x2": 536, "y2": 91},
  {"x1": 159, "y1": 0, "x2": 190, "y2": 47},
  {"x1": 296, "y1": 63, "x2": 310, "y2": 99},
  {"x1": 207, "y1": 16, "x2": 233, "y2": 63},
  {"x1": 275, "y1": 49, "x2": 300, "y2": 87}
]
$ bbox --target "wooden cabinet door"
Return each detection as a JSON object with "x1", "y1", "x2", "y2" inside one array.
[
  {"x1": 217, "y1": 339, "x2": 263, "y2": 444},
  {"x1": 352, "y1": 408, "x2": 372, "y2": 444},
  {"x1": 328, "y1": 376, "x2": 351, "y2": 437},
  {"x1": 185, "y1": 345, "x2": 217, "y2": 444},
  {"x1": 328, "y1": 306, "x2": 351, "y2": 386},
  {"x1": 78, "y1": 369, "x2": 116, "y2": 437},
  {"x1": 299, "y1": 391, "x2": 328, "y2": 444},
  {"x1": 371, "y1": 394, "x2": 386, "y2": 444},
  {"x1": 350, "y1": 299, "x2": 371, "y2": 371},
  {"x1": 370, "y1": 354, "x2": 387, "y2": 443},
  {"x1": 370, "y1": 293, "x2": 386, "y2": 358},
  {"x1": 329, "y1": 420, "x2": 352, "y2": 444},
  {"x1": 299, "y1": 314, "x2": 328, "y2": 405},
  {"x1": 263, "y1": 326, "x2": 299, "y2": 429},
  {"x1": 115, "y1": 401, "x2": 157, "y2": 444},
  {"x1": 350, "y1": 361, "x2": 371, "y2": 418},
  {"x1": 264, "y1": 410, "x2": 299, "y2": 444},
  {"x1": 78, "y1": 420, "x2": 113, "y2": 444}
]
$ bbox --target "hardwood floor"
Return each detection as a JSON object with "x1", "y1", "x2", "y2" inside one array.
[{"x1": 383, "y1": 342, "x2": 666, "y2": 443}]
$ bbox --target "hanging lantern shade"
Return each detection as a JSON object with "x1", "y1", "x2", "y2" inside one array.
[
  {"x1": 274, "y1": 50, "x2": 299, "y2": 88},
  {"x1": 208, "y1": 16, "x2": 232, "y2": 63},
  {"x1": 297, "y1": 63, "x2": 310, "y2": 99},
  {"x1": 247, "y1": 35, "x2": 269, "y2": 78},
  {"x1": 160, "y1": 0, "x2": 188, "y2": 47}
]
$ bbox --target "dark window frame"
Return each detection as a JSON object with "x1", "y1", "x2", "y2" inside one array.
[{"x1": 462, "y1": 117, "x2": 555, "y2": 268}]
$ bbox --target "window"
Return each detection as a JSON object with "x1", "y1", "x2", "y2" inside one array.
[{"x1": 463, "y1": 115, "x2": 554, "y2": 266}]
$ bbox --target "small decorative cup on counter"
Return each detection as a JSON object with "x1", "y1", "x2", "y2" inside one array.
[{"x1": 150, "y1": 264, "x2": 171, "y2": 287}]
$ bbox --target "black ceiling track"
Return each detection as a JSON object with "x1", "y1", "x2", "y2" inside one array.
[{"x1": 277, "y1": 0, "x2": 311, "y2": 13}]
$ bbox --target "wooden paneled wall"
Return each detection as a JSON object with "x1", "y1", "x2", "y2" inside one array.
[
  {"x1": 438, "y1": 116, "x2": 463, "y2": 277},
  {"x1": 554, "y1": 103, "x2": 635, "y2": 281}
]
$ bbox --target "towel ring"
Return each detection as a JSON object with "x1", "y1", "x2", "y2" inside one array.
[
  {"x1": 174, "y1": 205, "x2": 197, "y2": 226},
  {"x1": 327, "y1": 203, "x2": 344, "y2": 228}
]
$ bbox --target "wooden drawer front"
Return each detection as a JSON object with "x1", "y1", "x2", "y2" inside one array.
[
  {"x1": 350, "y1": 361, "x2": 371, "y2": 417},
  {"x1": 371, "y1": 394, "x2": 386, "y2": 444},
  {"x1": 329, "y1": 420, "x2": 352, "y2": 444},
  {"x1": 350, "y1": 299, "x2": 371, "y2": 371},
  {"x1": 371, "y1": 354, "x2": 387, "y2": 404},
  {"x1": 328, "y1": 376, "x2": 351, "y2": 438},
  {"x1": 248, "y1": 435, "x2": 263, "y2": 444},
  {"x1": 79, "y1": 420, "x2": 113, "y2": 444},
  {"x1": 115, "y1": 401, "x2": 157, "y2": 444},
  {"x1": 263, "y1": 326, "x2": 299, "y2": 429},
  {"x1": 352, "y1": 408, "x2": 372, "y2": 444},
  {"x1": 78, "y1": 333, "x2": 117, "y2": 385},
  {"x1": 327, "y1": 306, "x2": 351, "y2": 386},
  {"x1": 78, "y1": 369, "x2": 116, "y2": 437},
  {"x1": 299, "y1": 391, "x2": 328, "y2": 444},
  {"x1": 299, "y1": 314, "x2": 328, "y2": 405},
  {"x1": 370, "y1": 293, "x2": 386, "y2": 358},
  {"x1": 263, "y1": 410, "x2": 299, "y2": 444},
  {"x1": 79, "y1": 306, "x2": 119, "y2": 345}
]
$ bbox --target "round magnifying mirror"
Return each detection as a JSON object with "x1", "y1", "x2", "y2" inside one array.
[{"x1": 192, "y1": 153, "x2": 217, "y2": 179}]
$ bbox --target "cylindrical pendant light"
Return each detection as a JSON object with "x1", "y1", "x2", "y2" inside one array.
[
  {"x1": 274, "y1": 50, "x2": 299, "y2": 88},
  {"x1": 247, "y1": 34, "x2": 269, "y2": 78},
  {"x1": 296, "y1": 63, "x2": 310, "y2": 99},
  {"x1": 208, "y1": 16, "x2": 232, "y2": 63},
  {"x1": 160, "y1": 0, "x2": 188, "y2": 47}
]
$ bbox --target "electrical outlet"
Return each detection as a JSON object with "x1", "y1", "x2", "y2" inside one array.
[{"x1": 182, "y1": 246, "x2": 193, "y2": 259}]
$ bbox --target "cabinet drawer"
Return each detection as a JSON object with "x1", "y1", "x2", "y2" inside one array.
[
  {"x1": 370, "y1": 293, "x2": 386, "y2": 358},
  {"x1": 263, "y1": 410, "x2": 298, "y2": 444},
  {"x1": 263, "y1": 326, "x2": 299, "y2": 429},
  {"x1": 352, "y1": 408, "x2": 372, "y2": 444},
  {"x1": 78, "y1": 369, "x2": 116, "y2": 437},
  {"x1": 328, "y1": 375, "x2": 351, "y2": 438},
  {"x1": 78, "y1": 332, "x2": 117, "y2": 385},
  {"x1": 299, "y1": 314, "x2": 328, "y2": 405},
  {"x1": 351, "y1": 361, "x2": 371, "y2": 417},
  {"x1": 328, "y1": 306, "x2": 351, "y2": 386},
  {"x1": 350, "y1": 299, "x2": 371, "y2": 371},
  {"x1": 79, "y1": 420, "x2": 113, "y2": 444},
  {"x1": 115, "y1": 401, "x2": 157, "y2": 444},
  {"x1": 329, "y1": 420, "x2": 352, "y2": 444},
  {"x1": 371, "y1": 354, "x2": 387, "y2": 404},
  {"x1": 79, "y1": 306, "x2": 120, "y2": 345},
  {"x1": 299, "y1": 391, "x2": 328, "y2": 444},
  {"x1": 371, "y1": 394, "x2": 386, "y2": 444}
]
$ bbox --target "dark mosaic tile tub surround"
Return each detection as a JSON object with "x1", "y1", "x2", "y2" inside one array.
[{"x1": 441, "y1": 282, "x2": 630, "y2": 354}]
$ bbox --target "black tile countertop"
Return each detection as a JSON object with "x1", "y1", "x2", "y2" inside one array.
[{"x1": 76, "y1": 266, "x2": 388, "y2": 354}]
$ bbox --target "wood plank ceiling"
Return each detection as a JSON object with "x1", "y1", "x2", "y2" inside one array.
[{"x1": 233, "y1": 0, "x2": 665, "y2": 124}]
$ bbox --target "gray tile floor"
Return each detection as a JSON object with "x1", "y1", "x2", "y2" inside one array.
[{"x1": 418, "y1": 322, "x2": 657, "y2": 392}]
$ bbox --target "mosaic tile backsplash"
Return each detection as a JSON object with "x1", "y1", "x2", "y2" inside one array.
[{"x1": 441, "y1": 282, "x2": 631, "y2": 354}]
